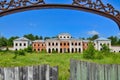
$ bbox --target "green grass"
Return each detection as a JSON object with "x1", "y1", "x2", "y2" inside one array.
[{"x1": 0, "y1": 52, "x2": 120, "y2": 80}]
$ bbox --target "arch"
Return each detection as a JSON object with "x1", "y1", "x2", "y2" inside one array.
[{"x1": 0, "y1": 0, "x2": 120, "y2": 29}]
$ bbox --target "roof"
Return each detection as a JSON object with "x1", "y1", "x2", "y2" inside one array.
[
  {"x1": 14, "y1": 37, "x2": 30, "y2": 41},
  {"x1": 95, "y1": 37, "x2": 110, "y2": 41},
  {"x1": 58, "y1": 33, "x2": 71, "y2": 36},
  {"x1": 32, "y1": 40, "x2": 45, "y2": 42}
]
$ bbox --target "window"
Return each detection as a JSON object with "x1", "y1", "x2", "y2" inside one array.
[
  {"x1": 67, "y1": 36, "x2": 69, "y2": 38},
  {"x1": 72, "y1": 43, "x2": 74, "y2": 46},
  {"x1": 52, "y1": 43, "x2": 54, "y2": 46},
  {"x1": 24, "y1": 43, "x2": 26, "y2": 46},
  {"x1": 20, "y1": 43, "x2": 22, "y2": 46},
  {"x1": 79, "y1": 43, "x2": 81, "y2": 46},
  {"x1": 15, "y1": 43, "x2": 18, "y2": 46},
  {"x1": 38, "y1": 48, "x2": 40, "y2": 51},
  {"x1": 75, "y1": 43, "x2": 77, "y2": 46},
  {"x1": 49, "y1": 42, "x2": 51, "y2": 46},
  {"x1": 68, "y1": 43, "x2": 69, "y2": 46},
  {"x1": 34, "y1": 44, "x2": 36, "y2": 46},
  {"x1": 15, "y1": 49, "x2": 17, "y2": 51},
  {"x1": 42, "y1": 44, "x2": 43, "y2": 46},
  {"x1": 60, "y1": 36, "x2": 62, "y2": 38},
  {"x1": 38, "y1": 44, "x2": 40, "y2": 46},
  {"x1": 100, "y1": 43, "x2": 102, "y2": 46},
  {"x1": 64, "y1": 43, "x2": 66, "y2": 46},
  {"x1": 79, "y1": 48, "x2": 81, "y2": 53},
  {"x1": 56, "y1": 43, "x2": 58, "y2": 46},
  {"x1": 60, "y1": 43, "x2": 62, "y2": 46},
  {"x1": 75, "y1": 48, "x2": 77, "y2": 52},
  {"x1": 64, "y1": 36, "x2": 66, "y2": 38}
]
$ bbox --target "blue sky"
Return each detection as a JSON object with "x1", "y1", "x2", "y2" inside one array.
[{"x1": 0, "y1": 0, "x2": 120, "y2": 38}]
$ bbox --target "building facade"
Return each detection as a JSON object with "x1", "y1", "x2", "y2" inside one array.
[
  {"x1": 13, "y1": 37, "x2": 31, "y2": 50},
  {"x1": 32, "y1": 40, "x2": 46, "y2": 52},
  {"x1": 13, "y1": 33, "x2": 120, "y2": 53}
]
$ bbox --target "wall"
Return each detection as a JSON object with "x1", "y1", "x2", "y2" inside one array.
[
  {"x1": 0, "y1": 65, "x2": 58, "y2": 80},
  {"x1": 70, "y1": 60, "x2": 120, "y2": 80}
]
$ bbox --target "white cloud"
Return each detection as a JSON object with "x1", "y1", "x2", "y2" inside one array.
[
  {"x1": 87, "y1": 30, "x2": 99, "y2": 35},
  {"x1": 29, "y1": 23, "x2": 37, "y2": 27}
]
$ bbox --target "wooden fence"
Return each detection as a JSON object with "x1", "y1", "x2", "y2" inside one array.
[
  {"x1": 70, "y1": 59, "x2": 120, "y2": 80},
  {"x1": 0, "y1": 65, "x2": 58, "y2": 80}
]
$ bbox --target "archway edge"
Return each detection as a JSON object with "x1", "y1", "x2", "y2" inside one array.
[{"x1": 0, "y1": 4, "x2": 120, "y2": 29}]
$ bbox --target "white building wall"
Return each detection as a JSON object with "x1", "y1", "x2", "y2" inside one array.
[
  {"x1": 70, "y1": 40, "x2": 83, "y2": 53},
  {"x1": 45, "y1": 39, "x2": 60, "y2": 53},
  {"x1": 94, "y1": 40, "x2": 111, "y2": 51},
  {"x1": 111, "y1": 46, "x2": 120, "y2": 53},
  {"x1": 14, "y1": 41, "x2": 30, "y2": 50}
]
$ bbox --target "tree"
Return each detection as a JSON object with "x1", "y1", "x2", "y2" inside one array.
[
  {"x1": 7, "y1": 36, "x2": 19, "y2": 47},
  {"x1": 83, "y1": 42, "x2": 96, "y2": 59},
  {"x1": 87, "y1": 35, "x2": 99, "y2": 40},
  {"x1": 0, "y1": 37, "x2": 8, "y2": 47},
  {"x1": 24, "y1": 34, "x2": 35, "y2": 40},
  {"x1": 39, "y1": 36, "x2": 43, "y2": 40},
  {"x1": 44, "y1": 37, "x2": 51, "y2": 40},
  {"x1": 108, "y1": 36, "x2": 120, "y2": 45},
  {"x1": 101, "y1": 44, "x2": 110, "y2": 55}
]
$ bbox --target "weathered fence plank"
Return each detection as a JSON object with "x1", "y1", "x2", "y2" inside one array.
[
  {"x1": 0, "y1": 68, "x2": 4, "y2": 80},
  {"x1": 0, "y1": 65, "x2": 58, "y2": 80},
  {"x1": 70, "y1": 60, "x2": 120, "y2": 80}
]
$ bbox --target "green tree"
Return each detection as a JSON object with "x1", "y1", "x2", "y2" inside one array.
[
  {"x1": 87, "y1": 35, "x2": 99, "y2": 40},
  {"x1": 24, "y1": 34, "x2": 35, "y2": 40},
  {"x1": 7, "y1": 36, "x2": 19, "y2": 47},
  {"x1": 39, "y1": 36, "x2": 43, "y2": 40},
  {"x1": 44, "y1": 37, "x2": 51, "y2": 40},
  {"x1": 108, "y1": 36, "x2": 118, "y2": 45},
  {"x1": 83, "y1": 42, "x2": 96, "y2": 59},
  {"x1": 0, "y1": 37, "x2": 8, "y2": 47},
  {"x1": 101, "y1": 44, "x2": 110, "y2": 55}
]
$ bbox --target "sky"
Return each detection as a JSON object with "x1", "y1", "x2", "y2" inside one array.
[{"x1": 0, "y1": 0, "x2": 120, "y2": 39}]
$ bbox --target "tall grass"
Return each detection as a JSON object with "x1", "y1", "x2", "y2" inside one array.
[{"x1": 0, "y1": 52, "x2": 120, "y2": 80}]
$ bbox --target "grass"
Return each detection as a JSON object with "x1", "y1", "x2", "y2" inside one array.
[{"x1": 0, "y1": 51, "x2": 120, "y2": 80}]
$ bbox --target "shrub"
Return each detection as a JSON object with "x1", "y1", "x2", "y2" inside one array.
[
  {"x1": 24, "y1": 46, "x2": 33, "y2": 53},
  {"x1": 101, "y1": 44, "x2": 111, "y2": 55},
  {"x1": 83, "y1": 42, "x2": 96, "y2": 59},
  {"x1": 94, "y1": 51, "x2": 104, "y2": 59}
]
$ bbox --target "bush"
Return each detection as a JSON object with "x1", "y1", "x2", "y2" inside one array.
[
  {"x1": 94, "y1": 51, "x2": 104, "y2": 59},
  {"x1": 40, "y1": 49, "x2": 47, "y2": 53},
  {"x1": 14, "y1": 50, "x2": 26, "y2": 57},
  {"x1": 24, "y1": 46, "x2": 33, "y2": 53},
  {"x1": 83, "y1": 42, "x2": 96, "y2": 59},
  {"x1": 101, "y1": 44, "x2": 111, "y2": 56}
]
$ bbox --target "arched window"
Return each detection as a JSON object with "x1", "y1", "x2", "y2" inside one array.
[
  {"x1": 20, "y1": 43, "x2": 22, "y2": 46},
  {"x1": 79, "y1": 48, "x2": 81, "y2": 53},
  {"x1": 56, "y1": 43, "x2": 58, "y2": 46},
  {"x1": 71, "y1": 43, "x2": 74, "y2": 46},
  {"x1": 52, "y1": 43, "x2": 54, "y2": 46},
  {"x1": 60, "y1": 43, "x2": 62, "y2": 46},
  {"x1": 75, "y1": 43, "x2": 77, "y2": 46},
  {"x1": 72, "y1": 48, "x2": 74, "y2": 53},
  {"x1": 48, "y1": 48, "x2": 51, "y2": 53},
  {"x1": 48, "y1": 42, "x2": 51, "y2": 46}
]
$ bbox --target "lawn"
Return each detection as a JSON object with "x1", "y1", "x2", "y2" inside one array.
[{"x1": 0, "y1": 51, "x2": 120, "y2": 80}]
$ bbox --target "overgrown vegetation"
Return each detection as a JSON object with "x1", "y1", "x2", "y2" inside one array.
[
  {"x1": 0, "y1": 50, "x2": 120, "y2": 80},
  {"x1": 83, "y1": 42, "x2": 112, "y2": 59}
]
